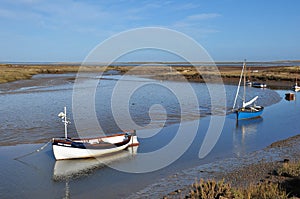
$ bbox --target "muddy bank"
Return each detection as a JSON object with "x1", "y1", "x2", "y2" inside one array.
[
  {"x1": 151, "y1": 65, "x2": 299, "y2": 90},
  {"x1": 1, "y1": 64, "x2": 299, "y2": 90},
  {"x1": 128, "y1": 134, "x2": 300, "y2": 198}
]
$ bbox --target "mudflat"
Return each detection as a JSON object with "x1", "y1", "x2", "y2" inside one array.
[{"x1": 1, "y1": 63, "x2": 299, "y2": 90}]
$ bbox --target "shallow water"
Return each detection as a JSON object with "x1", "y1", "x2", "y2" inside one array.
[
  {"x1": 1, "y1": 74, "x2": 298, "y2": 198},
  {"x1": 0, "y1": 73, "x2": 280, "y2": 145}
]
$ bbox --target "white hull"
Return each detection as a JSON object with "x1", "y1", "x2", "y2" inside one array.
[
  {"x1": 252, "y1": 82, "x2": 267, "y2": 88},
  {"x1": 293, "y1": 85, "x2": 300, "y2": 92},
  {"x1": 53, "y1": 135, "x2": 139, "y2": 160}
]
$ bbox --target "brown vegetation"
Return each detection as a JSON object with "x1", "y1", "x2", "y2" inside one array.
[
  {"x1": 154, "y1": 66, "x2": 300, "y2": 89},
  {"x1": 186, "y1": 179, "x2": 287, "y2": 199},
  {"x1": 0, "y1": 64, "x2": 116, "y2": 83},
  {"x1": 0, "y1": 64, "x2": 78, "y2": 83},
  {"x1": 0, "y1": 64, "x2": 299, "y2": 89},
  {"x1": 177, "y1": 160, "x2": 300, "y2": 199}
]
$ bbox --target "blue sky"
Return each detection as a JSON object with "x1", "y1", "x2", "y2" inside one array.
[{"x1": 0, "y1": 0, "x2": 299, "y2": 62}]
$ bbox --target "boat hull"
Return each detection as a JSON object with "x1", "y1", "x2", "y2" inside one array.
[
  {"x1": 52, "y1": 134, "x2": 139, "y2": 160},
  {"x1": 236, "y1": 106, "x2": 264, "y2": 120},
  {"x1": 292, "y1": 85, "x2": 300, "y2": 92},
  {"x1": 252, "y1": 82, "x2": 267, "y2": 88}
]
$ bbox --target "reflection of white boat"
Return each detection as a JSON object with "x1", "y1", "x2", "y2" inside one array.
[
  {"x1": 52, "y1": 107, "x2": 139, "y2": 160},
  {"x1": 53, "y1": 146, "x2": 138, "y2": 180}
]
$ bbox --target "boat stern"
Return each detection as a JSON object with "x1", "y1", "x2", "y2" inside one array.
[{"x1": 129, "y1": 135, "x2": 139, "y2": 147}]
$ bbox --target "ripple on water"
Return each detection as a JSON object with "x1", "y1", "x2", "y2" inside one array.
[{"x1": 0, "y1": 74, "x2": 281, "y2": 145}]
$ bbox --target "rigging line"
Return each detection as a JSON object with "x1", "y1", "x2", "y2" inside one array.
[
  {"x1": 232, "y1": 61, "x2": 246, "y2": 110},
  {"x1": 13, "y1": 140, "x2": 51, "y2": 160},
  {"x1": 14, "y1": 151, "x2": 51, "y2": 179}
]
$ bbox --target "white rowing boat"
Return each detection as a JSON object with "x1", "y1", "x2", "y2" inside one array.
[{"x1": 52, "y1": 107, "x2": 139, "y2": 160}]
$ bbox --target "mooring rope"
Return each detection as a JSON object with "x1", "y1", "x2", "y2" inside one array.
[{"x1": 13, "y1": 140, "x2": 52, "y2": 160}]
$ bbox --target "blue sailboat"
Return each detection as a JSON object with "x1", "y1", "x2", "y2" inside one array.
[{"x1": 233, "y1": 61, "x2": 264, "y2": 120}]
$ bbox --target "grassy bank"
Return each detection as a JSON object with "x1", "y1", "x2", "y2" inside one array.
[
  {"x1": 165, "y1": 160, "x2": 300, "y2": 199},
  {"x1": 0, "y1": 64, "x2": 120, "y2": 83},
  {"x1": 188, "y1": 160, "x2": 300, "y2": 199},
  {"x1": 0, "y1": 64, "x2": 79, "y2": 83},
  {"x1": 152, "y1": 65, "x2": 300, "y2": 89},
  {"x1": 1, "y1": 64, "x2": 299, "y2": 88}
]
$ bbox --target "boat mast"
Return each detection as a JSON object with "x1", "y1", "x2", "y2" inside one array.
[
  {"x1": 243, "y1": 60, "x2": 247, "y2": 106},
  {"x1": 247, "y1": 62, "x2": 251, "y2": 84},
  {"x1": 296, "y1": 66, "x2": 298, "y2": 86},
  {"x1": 64, "y1": 107, "x2": 68, "y2": 139},
  {"x1": 58, "y1": 107, "x2": 69, "y2": 139},
  {"x1": 232, "y1": 60, "x2": 246, "y2": 110}
]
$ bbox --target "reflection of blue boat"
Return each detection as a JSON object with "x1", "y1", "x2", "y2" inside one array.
[
  {"x1": 234, "y1": 116, "x2": 263, "y2": 157},
  {"x1": 236, "y1": 116, "x2": 263, "y2": 127},
  {"x1": 233, "y1": 61, "x2": 264, "y2": 120}
]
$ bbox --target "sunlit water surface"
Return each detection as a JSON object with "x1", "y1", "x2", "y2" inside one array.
[{"x1": 2, "y1": 73, "x2": 299, "y2": 198}]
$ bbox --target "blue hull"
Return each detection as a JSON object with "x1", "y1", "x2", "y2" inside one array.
[{"x1": 236, "y1": 107, "x2": 264, "y2": 120}]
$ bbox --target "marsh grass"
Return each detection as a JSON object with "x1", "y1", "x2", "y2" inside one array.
[
  {"x1": 0, "y1": 64, "x2": 299, "y2": 84},
  {"x1": 236, "y1": 182, "x2": 288, "y2": 199},
  {"x1": 185, "y1": 161, "x2": 300, "y2": 199},
  {"x1": 277, "y1": 161, "x2": 300, "y2": 178},
  {"x1": 0, "y1": 64, "x2": 117, "y2": 83},
  {"x1": 189, "y1": 179, "x2": 234, "y2": 199},
  {"x1": 276, "y1": 161, "x2": 300, "y2": 197},
  {"x1": 0, "y1": 65, "x2": 76, "y2": 83},
  {"x1": 187, "y1": 179, "x2": 288, "y2": 199}
]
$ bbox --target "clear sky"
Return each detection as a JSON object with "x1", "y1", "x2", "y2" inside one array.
[{"x1": 0, "y1": 0, "x2": 299, "y2": 62}]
